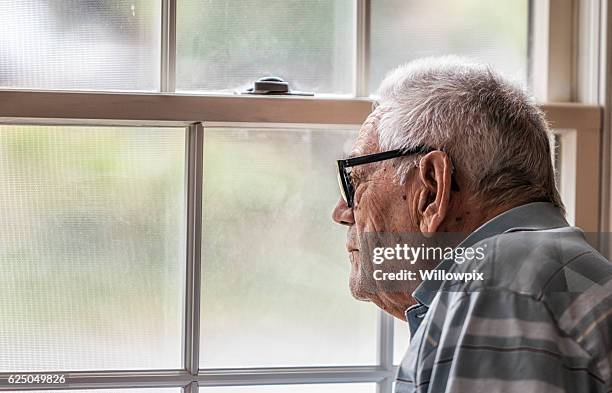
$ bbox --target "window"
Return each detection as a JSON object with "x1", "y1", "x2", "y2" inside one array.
[
  {"x1": 393, "y1": 318, "x2": 410, "y2": 365},
  {"x1": 0, "y1": 1, "x2": 603, "y2": 393},
  {"x1": 0, "y1": 125, "x2": 185, "y2": 370},
  {"x1": 200, "y1": 127, "x2": 377, "y2": 368},
  {"x1": 176, "y1": 0, "x2": 355, "y2": 94},
  {"x1": 0, "y1": 0, "x2": 528, "y2": 95},
  {"x1": 369, "y1": 0, "x2": 529, "y2": 92},
  {"x1": 0, "y1": 1, "x2": 161, "y2": 91}
]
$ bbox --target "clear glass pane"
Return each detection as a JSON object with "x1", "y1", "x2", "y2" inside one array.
[
  {"x1": 200, "y1": 384, "x2": 376, "y2": 393},
  {"x1": 393, "y1": 317, "x2": 411, "y2": 365},
  {"x1": 0, "y1": 1, "x2": 161, "y2": 91},
  {"x1": 0, "y1": 125, "x2": 185, "y2": 370},
  {"x1": 370, "y1": 0, "x2": 529, "y2": 93},
  {"x1": 176, "y1": 0, "x2": 354, "y2": 94},
  {"x1": 200, "y1": 127, "x2": 378, "y2": 368}
]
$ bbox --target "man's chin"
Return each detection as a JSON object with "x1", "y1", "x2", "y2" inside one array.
[
  {"x1": 349, "y1": 280, "x2": 374, "y2": 302},
  {"x1": 348, "y1": 253, "x2": 373, "y2": 301}
]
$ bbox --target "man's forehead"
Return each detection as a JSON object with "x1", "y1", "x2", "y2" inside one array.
[{"x1": 350, "y1": 111, "x2": 381, "y2": 157}]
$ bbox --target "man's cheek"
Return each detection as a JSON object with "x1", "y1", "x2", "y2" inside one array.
[
  {"x1": 353, "y1": 182, "x2": 367, "y2": 209},
  {"x1": 353, "y1": 203, "x2": 373, "y2": 233},
  {"x1": 356, "y1": 193, "x2": 389, "y2": 233},
  {"x1": 352, "y1": 187, "x2": 368, "y2": 230}
]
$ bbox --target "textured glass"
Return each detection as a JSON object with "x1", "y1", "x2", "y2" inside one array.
[
  {"x1": 200, "y1": 128, "x2": 378, "y2": 368},
  {"x1": 177, "y1": 0, "x2": 354, "y2": 94},
  {"x1": 370, "y1": 0, "x2": 529, "y2": 92},
  {"x1": 393, "y1": 317, "x2": 411, "y2": 365},
  {"x1": 0, "y1": 1, "x2": 161, "y2": 91},
  {"x1": 0, "y1": 126, "x2": 185, "y2": 370},
  {"x1": 200, "y1": 384, "x2": 376, "y2": 393}
]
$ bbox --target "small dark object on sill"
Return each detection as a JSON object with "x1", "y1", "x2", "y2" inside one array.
[{"x1": 241, "y1": 76, "x2": 314, "y2": 96}]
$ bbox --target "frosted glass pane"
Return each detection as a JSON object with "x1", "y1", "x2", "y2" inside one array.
[
  {"x1": 200, "y1": 128, "x2": 378, "y2": 368},
  {"x1": 0, "y1": 1, "x2": 161, "y2": 91},
  {"x1": 393, "y1": 317, "x2": 411, "y2": 365},
  {"x1": 177, "y1": 0, "x2": 354, "y2": 94},
  {"x1": 0, "y1": 126, "x2": 185, "y2": 370},
  {"x1": 370, "y1": 0, "x2": 529, "y2": 92},
  {"x1": 200, "y1": 384, "x2": 376, "y2": 393}
]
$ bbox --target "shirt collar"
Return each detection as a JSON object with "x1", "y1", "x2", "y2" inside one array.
[{"x1": 412, "y1": 202, "x2": 569, "y2": 306}]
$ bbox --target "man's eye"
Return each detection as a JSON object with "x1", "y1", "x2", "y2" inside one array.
[{"x1": 349, "y1": 172, "x2": 361, "y2": 186}]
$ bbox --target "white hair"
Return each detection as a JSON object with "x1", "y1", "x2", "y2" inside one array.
[{"x1": 375, "y1": 56, "x2": 563, "y2": 210}]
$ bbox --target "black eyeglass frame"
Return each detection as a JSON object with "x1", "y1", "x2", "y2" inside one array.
[{"x1": 337, "y1": 145, "x2": 436, "y2": 208}]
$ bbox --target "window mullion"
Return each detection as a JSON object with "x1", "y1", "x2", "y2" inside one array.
[
  {"x1": 161, "y1": 0, "x2": 177, "y2": 93},
  {"x1": 184, "y1": 123, "x2": 204, "y2": 374},
  {"x1": 376, "y1": 310, "x2": 394, "y2": 393},
  {"x1": 355, "y1": 0, "x2": 370, "y2": 97},
  {"x1": 529, "y1": 0, "x2": 574, "y2": 101},
  {"x1": 184, "y1": 381, "x2": 199, "y2": 393}
]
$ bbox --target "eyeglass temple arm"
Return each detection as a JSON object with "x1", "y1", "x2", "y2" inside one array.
[{"x1": 339, "y1": 147, "x2": 433, "y2": 168}]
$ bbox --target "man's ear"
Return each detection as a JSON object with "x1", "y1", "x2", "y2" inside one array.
[{"x1": 416, "y1": 151, "x2": 453, "y2": 233}]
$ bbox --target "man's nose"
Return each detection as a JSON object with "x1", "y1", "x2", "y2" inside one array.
[{"x1": 332, "y1": 197, "x2": 355, "y2": 226}]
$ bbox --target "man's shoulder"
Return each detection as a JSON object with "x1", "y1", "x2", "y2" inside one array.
[
  {"x1": 446, "y1": 227, "x2": 612, "y2": 368},
  {"x1": 462, "y1": 227, "x2": 612, "y2": 298}
]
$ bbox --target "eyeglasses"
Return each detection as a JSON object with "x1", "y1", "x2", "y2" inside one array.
[{"x1": 336, "y1": 146, "x2": 435, "y2": 208}]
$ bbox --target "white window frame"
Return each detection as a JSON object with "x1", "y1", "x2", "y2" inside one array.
[
  {"x1": 0, "y1": 1, "x2": 606, "y2": 392},
  {"x1": 530, "y1": 0, "x2": 607, "y2": 239}
]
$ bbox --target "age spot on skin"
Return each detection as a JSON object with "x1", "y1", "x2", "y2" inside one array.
[{"x1": 402, "y1": 195, "x2": 407, "y2": 201}]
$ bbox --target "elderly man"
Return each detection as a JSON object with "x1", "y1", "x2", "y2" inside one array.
[{"x1": 332, "y1": 57, "x2": 612, "y2": 393}]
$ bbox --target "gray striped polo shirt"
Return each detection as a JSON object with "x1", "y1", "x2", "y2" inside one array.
[{"x1": 396, "y1": 202, "x2": 612, "y2": 393}]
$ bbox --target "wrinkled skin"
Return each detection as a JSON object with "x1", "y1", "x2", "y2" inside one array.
[{"x1": 332, "y1": 108, "x2": 511, "y2": 320}]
